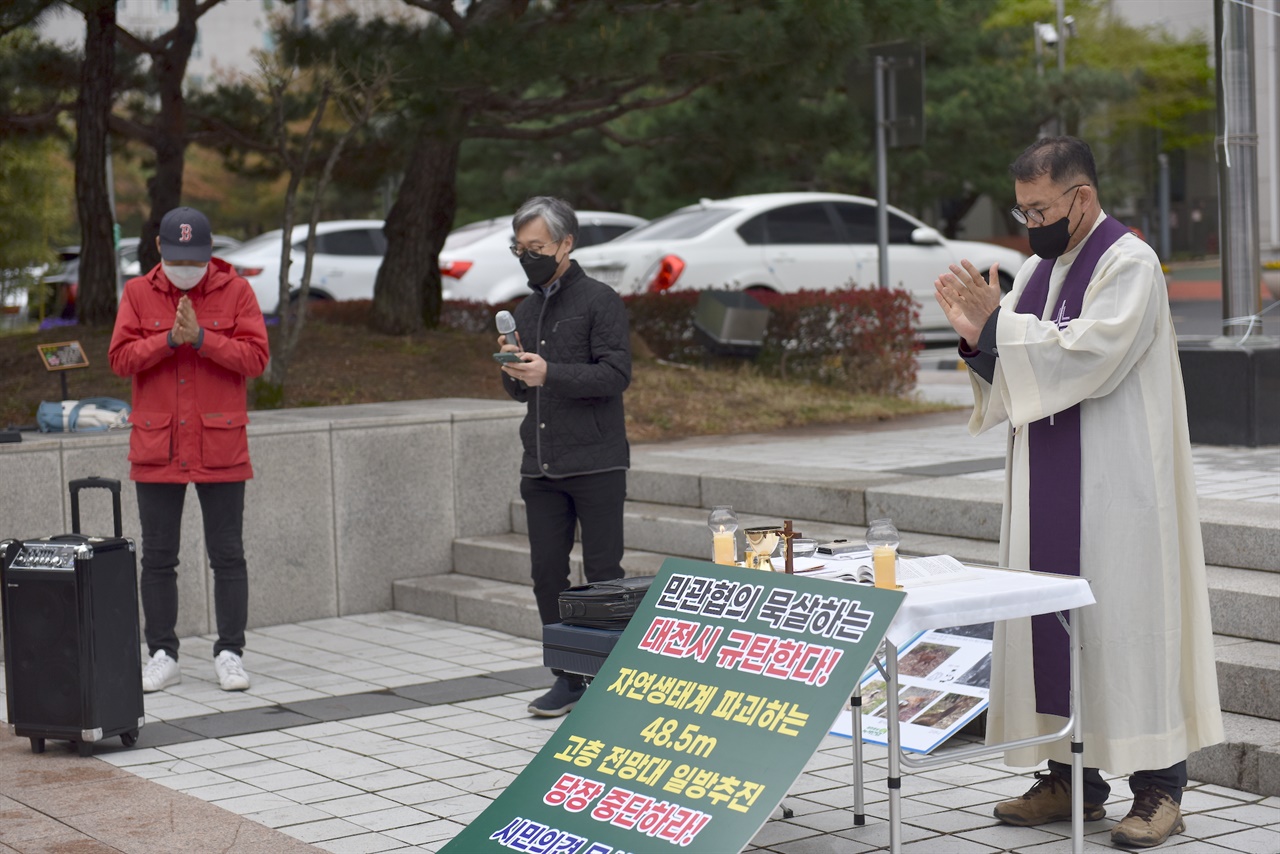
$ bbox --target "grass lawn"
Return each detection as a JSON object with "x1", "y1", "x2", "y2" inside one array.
[{"x1": 0, "y1": 316, "x2": 953, "y2": 442}]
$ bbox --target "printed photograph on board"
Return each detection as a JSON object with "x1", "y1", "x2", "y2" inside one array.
[
  {"x1": 897, "y1": 641, "x2": 960, "y2": 678},
  {"x1": 910, "y1": 692, "x2": 984, "y2": 729},
  {"x1": 895, "y1": 686, "x2": 941, "y2": 722}
]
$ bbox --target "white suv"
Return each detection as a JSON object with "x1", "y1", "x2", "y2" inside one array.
[
  {"x1": 221, "y1": 220, "x2": 386, "y2": 314},
  {"x1": 439, "y1": 211, "x2": 646, "y2": 305},
  {"x1": 571, "y1": 192, "x2": 1027, "y2": 338}
]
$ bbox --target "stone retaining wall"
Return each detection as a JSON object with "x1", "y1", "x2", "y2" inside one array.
[{"x1": 0, "y1": 399, "x2": 523, "y2": 641}]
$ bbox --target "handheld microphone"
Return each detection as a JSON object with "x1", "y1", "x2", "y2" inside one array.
[{"x1": 495, "y1": 310, "x2": 520, "y2": 349}]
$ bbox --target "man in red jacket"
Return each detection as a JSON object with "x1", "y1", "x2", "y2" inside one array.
[{"x1": 109, "y1": 207, "x2": 269, "y2": 693}]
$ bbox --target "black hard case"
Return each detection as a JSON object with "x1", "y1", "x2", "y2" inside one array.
[
  {"x1": 0, "y1": 477, "x2": 144, "y2": 755},
  {"x1": 542, "y1": 623, "x2": 623, "y2": 678},
  {"x1": 557, "y1": 575, "x2": 655, "y2": 631}
]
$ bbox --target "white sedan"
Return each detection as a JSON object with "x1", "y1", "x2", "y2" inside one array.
[
  {"x1": 570, "y1": 192, "x2": 1027, "y2": 338},
  {"x1": 439, "y1": 210, "x2": 647, "y2": 304},
  {"x1": 221, "y1": 220, "x2": 387, "y2": 315}
]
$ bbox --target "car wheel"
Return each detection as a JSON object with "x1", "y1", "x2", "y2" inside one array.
[{"x1": 283, "y1": 290, "x2": 327, "y2": 321}]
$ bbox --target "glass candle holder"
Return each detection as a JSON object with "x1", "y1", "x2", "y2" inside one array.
[
  {"x1": 708, "y1": 505, "x2": 738, "y2": 565},
  {"x1": 866, "y1": 518, "x2": 900, "y2": 589}
]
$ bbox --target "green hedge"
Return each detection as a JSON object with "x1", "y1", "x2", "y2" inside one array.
[
  {"x1": 625, "y1": 288, "x2": 920, "y2": 397},
  {"x1": 310, "y1": 288, "x2": 921, "y2": 397}
]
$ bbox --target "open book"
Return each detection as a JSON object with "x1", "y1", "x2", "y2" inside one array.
[{"x1": 797, "y1": 553, "x2": 978, "y2": 588}]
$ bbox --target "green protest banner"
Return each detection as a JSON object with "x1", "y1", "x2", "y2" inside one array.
[{"x1": 441, "y1": 557, "x2": 904, "y2": 854}]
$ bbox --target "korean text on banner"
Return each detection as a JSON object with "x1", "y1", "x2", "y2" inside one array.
[{"x1": 441, "y1": 557, "x2": 905, "y2": 854}]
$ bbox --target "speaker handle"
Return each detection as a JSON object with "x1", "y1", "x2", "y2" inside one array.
[{"x1": 69, "y1": 477, "x2": 123, "y2": 538}]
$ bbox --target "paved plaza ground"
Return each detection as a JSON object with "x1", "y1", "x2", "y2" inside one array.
[
  {"x1": 1, "y1": 369, "x2": 1277, "y2": 853},
  {"x1": 2, "y1": 609, "x2": 1278, "y2": 853}
]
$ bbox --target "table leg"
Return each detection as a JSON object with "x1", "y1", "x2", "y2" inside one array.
[
  {"x1": 1069, "y1": 611, "x2": 1083, "y2": 854},
  {"x1": 852, "y1": 692, "x2": 866, "y2": 825},
  {"x1": 886, "y1": 639, "x2": 901, "y2": 854}
]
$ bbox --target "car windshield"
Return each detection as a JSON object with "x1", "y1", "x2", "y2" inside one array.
[
  {"x1": 444, "y1": 219, "x2": 506, "y2": 250},
  {"x1": 611, "y1": 207, "x2": 737, "y2": 243}
]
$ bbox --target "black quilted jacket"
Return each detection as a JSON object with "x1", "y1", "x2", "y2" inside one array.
[{"x1": 501, "y1": 261, "x2": 631, "y2": 478}]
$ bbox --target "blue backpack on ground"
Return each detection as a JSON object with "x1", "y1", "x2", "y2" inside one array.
[{"x1": 36, "y1": 398, "x2": 132, "y2": 433}]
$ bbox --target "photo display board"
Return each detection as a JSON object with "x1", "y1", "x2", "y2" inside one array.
[
  {"x1": 441, "y1": 557, "x2": 905, "y2": 854},
  {"x1": 36, "y1": 340, "x2": 89, "y2": 371},
  {"x1": 830, "y1": 623, "x2": 992, "y2": 754}
]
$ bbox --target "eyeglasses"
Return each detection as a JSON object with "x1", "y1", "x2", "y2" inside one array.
[
  {"x1": 1011, "y1": 184, "x2": 1085, "y2": 226},
  {"x1": 509, "y1": 240, "x2": 561, "y2": 260}
]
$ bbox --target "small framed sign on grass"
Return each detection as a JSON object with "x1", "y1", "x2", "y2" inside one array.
[{"x1": 36, "y1": 340, "x2": 90, "y2": 372}]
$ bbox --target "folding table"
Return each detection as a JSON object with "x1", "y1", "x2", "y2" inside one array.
[{"x1": 847, "y1": 564, "x2": 1096, "y2": 854}]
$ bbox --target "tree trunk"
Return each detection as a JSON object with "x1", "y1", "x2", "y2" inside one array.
[
  {"x1": 137, "y1": 0, "x2": 198, "y2": 274},
  {"x1": 371, "y1": 133, "x2": 460, "y2": 335},
  {"x1": 74, "y1": 0, "x2": 118, "y2": 327}
]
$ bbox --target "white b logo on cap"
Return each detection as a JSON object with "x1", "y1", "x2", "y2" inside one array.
[{"x1": 180, "y1": 223, "x2": 192, "y2": 243}]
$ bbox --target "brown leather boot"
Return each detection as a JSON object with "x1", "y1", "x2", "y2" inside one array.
[
  {"x1": 993, "y1": 771, "x2": 1107, "y2": 826},
  {"x1": 1111, "y1": 787, "x2": 1185, "y2": 848}
]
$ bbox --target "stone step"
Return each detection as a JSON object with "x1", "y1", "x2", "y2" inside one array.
[
  {"x1": 1187, "y1": 711, "x2": 1280, "y2": 797},
  {"x1": 488, "y1": 517, "x2": 1275, "y2": 663},
  {"x1": 451, "y1": 532, "x2": 667, "y2": 587},
  {"x1": 510, "y1": 497, "x2": 1002, "y2": 567},
  {"x1": 1215, "y1": 636, "x2": 1280, "y2": 720},
  {"x1": 622, "y1": 462, "x2": 1280, "y2": 574},
  {"x1": 506, "y1": 497, "x2": 1271, "y2": 643},
  {"x1": 1198, "y1": 498, "x2": 1280, "y2": 576},
  {"x1": 439, "y1": 531, "x2": 1280, "y2": 724},
  {"x1": 393, "y1": 574, "x2": 545, "y2": 642},
  {"x1": 1208, "y1": 565, "x2": 1280, "y2": 643}
]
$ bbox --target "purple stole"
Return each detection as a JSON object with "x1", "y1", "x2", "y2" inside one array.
[{"x1": 1014, "y1": 215, "x2": 1131, "y2": 717}]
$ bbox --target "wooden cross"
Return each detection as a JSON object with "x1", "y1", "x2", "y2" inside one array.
[{"x1": 781, "y1": 519, "x2": 802, "y2": 574}]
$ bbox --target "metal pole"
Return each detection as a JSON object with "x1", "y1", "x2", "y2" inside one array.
[
  {"x1": 852, "y1": 693, "x2": 865, "y2": 826},
  {"x1": 1270, "y1": 7, "x2": 1280, "y2": 251},
  {"x1": 1159, "y1": 150, "x2": 1172, "y2": 261},
  {"x1": 1034, "y1": 24, "x2": 1044, "y2": 79},
  {"x1": 886, "y1": 639, "x2": 901, "y2": 853},
  {"x1": 106, "y1": 135, "x2": 120, "y2": 290},
  {"x1": 1215, "y1": 0, "x2": 1264, "y2": 342},
  {"x1": 1056, "y1": 0, "x2": 1066, "y2": 74},
  {"x1": 875, "y1": 57, "x2": 890, "y2": 291},
  {"x1": 1069, "y1": 611, "x2": 1084, "y2": 854}
]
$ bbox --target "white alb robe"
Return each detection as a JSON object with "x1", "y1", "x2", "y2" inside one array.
[{"x1": 968, "y1": 210, "x2": 1223, "y2": 773}]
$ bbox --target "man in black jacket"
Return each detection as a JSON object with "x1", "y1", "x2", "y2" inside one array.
[{"x1": 498, "y1": 196, "x2": 632, "y2": 717}]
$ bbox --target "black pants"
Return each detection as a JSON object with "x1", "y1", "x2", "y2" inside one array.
[
  {"x1": 521, "y1": 470, "x2": 627, "y2": 630},
  {"x1": 136, "y1": 481, "x2": 248, "y2": 661},
  {"x1": 1047, "y1": 759, "x2": 1188, "y2": 804}
]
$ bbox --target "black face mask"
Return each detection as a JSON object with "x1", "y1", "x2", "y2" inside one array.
[
  {"x1": 519, "y1": 248, "x2": 561, "y2": 287},
  {"x1": 1028, "y1": 188, "x2": 1082, "y2": 259}
]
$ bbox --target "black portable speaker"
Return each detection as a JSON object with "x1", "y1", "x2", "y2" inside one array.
[{"x1": 0, "y1": 477, "x2": 144, "y2": 756}]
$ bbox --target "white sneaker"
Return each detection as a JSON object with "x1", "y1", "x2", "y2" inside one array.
[
  {"x1": 141, "y1": 650, "x2": 181, "y2": 693},
  {"x1": 214, "y1": 650, "x2": 250, "y2": 691}
]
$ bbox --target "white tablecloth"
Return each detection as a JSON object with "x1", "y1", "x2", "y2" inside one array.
[{"x1": 884, "y1": 565, "x2": 1095, "y2": 647}]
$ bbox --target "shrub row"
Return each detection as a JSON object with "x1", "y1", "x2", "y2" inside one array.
[
  {"x1": 309, "y1": 287, "x2": 921, "y2": 397},
  {"x1": 625, "y1": 288, "x2": 921, "y2": 397}
]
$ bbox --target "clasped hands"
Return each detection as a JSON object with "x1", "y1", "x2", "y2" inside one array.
[
  {"x1": 496, "y1": 333, "x2": 548, "y2": 387},
  {"x1": 934, "y1": 259, "x2": 1002, "y2": 345},
  {"x1": 170, "y1": 295, "x2": 201, "y2": 346}
]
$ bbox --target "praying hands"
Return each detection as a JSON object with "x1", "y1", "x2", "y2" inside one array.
[
  {"x1": 934, "y1": 259, "x2": 1002, "y2": 344},
  {"x1": 171, "y1": 295, "x2": 201, "y2": 346}
]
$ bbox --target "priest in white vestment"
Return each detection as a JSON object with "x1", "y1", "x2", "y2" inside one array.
[{"x1": 934, "y1": 136, "x2": 1222, "y2": 850}]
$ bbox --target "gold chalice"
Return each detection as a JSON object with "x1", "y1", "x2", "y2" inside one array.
[{"x1": 744, "y1": 526, "x2": 784, "y2": 571}]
